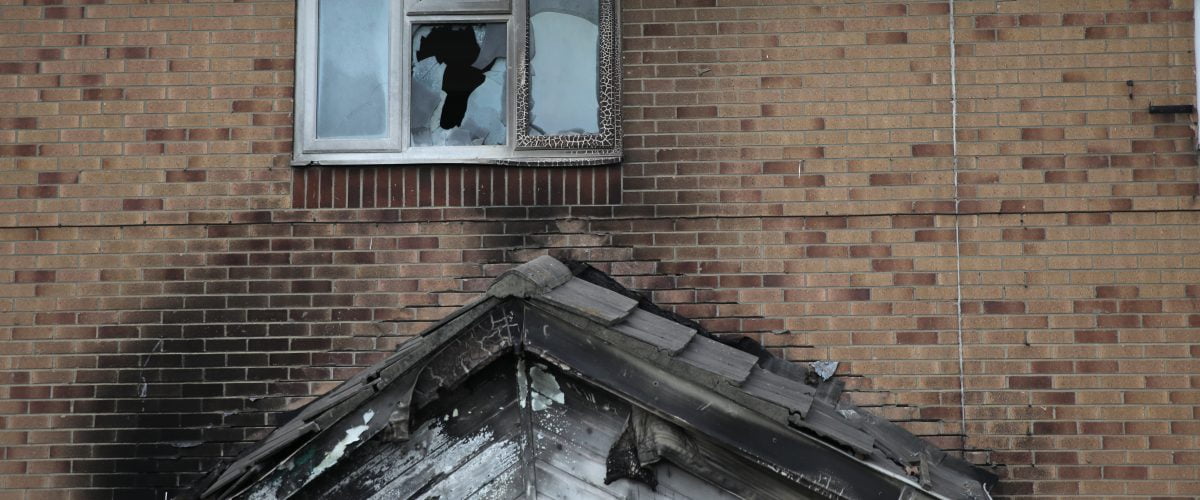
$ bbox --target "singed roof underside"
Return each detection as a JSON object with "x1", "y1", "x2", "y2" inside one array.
[{"x1": 188, "y1": 255, "x2": 997, "y2": 499}]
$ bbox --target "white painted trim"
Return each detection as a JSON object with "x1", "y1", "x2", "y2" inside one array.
[{"x1": 294, "y1": 0, "x2": 403, "y2": 157}]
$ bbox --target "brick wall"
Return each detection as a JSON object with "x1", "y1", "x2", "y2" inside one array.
[{"x1": 2, "y1": 0, "x2": 1199, "y2": 498}]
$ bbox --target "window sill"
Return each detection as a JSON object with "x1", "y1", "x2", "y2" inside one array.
[{"x1": 291, "y1": 154, "x2": 622, "y2": 168}]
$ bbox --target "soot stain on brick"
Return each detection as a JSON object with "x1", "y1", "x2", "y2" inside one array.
[{"x1": 90, "y1": 277, "x2": 308, "y2": 499}]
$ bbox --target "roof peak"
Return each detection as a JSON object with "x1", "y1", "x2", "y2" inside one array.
[{"x1": 487, "y1": 254, "x2": 574, "y2": 298}]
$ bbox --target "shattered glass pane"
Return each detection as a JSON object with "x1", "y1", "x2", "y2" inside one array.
[
  {"x1": 528, "y1": 0, "x2": 600, "y2": 136},
  {"x1": 411, "y1": 24, "x2": 507, "y2": 146},
  {"x1": 316, "y1": 0, "x2": 389, "y2": 139}
]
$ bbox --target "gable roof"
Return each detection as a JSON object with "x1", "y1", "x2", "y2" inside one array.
[{"x1": 187, "y1": 256, "x2": 997, "y2": 499}]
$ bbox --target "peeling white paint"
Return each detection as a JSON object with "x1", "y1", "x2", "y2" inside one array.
[
  {"x1": 517, "y1": 358, "x2": 529, "y2": 408},
  {"x1": 246, "y1": 475, "x2": 282, "y2": 500},
  {"x1": 308, "y1": 410, "x2": 375, "y2": 482},
  {"x1": 361, "y1": 420, "x2": 519, "y2": 500},
  {"x1": 529, "y1": 363, "x2": 564, "y2": 412},
  {"x1": 811, "y1": 360, "x2": 838, "y2": 380}
]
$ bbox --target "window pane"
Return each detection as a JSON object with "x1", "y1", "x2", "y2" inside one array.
[
  {"x1": 528, "y1": 0, "x2": 599, "y2": 136},
  {"x1": 411, "y1": 24, "x2": 508, "y2": 146},
  {"x1": 316, "y1": 0, "x2": 389, "y2": 139}
]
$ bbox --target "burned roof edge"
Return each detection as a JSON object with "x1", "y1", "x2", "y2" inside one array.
[{"x1": 188, "y1": 255, "x2": 998, "y2": 499}]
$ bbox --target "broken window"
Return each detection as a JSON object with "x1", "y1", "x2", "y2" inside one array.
[
  {"x1": 293, "y1": 0, "x2": 620, "y2": 165},
  {"x1": 411, "y1": 24, "x2": 507, "y2": 147}
]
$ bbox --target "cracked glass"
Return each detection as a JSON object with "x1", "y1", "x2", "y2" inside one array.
[
  {"x1": 528, "y1": 0, "x2": 600, "y2": 136},
  {"x1": 315, "y1": 0, "x2": 389, "y2": 139},
  {"x1": 411, "y1": 23, "x2": 508, "y2": 146}
]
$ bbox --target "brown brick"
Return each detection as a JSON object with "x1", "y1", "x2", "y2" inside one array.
[
  {"x1": 146, "y1": 129, "x2": 187, "y2": 141},
  {"x1": 915, "y1": 230, "x2": 955, "y2": 242},
  {"x1": 1019, "y1": 14, "x2": 1059, "y2": 26},
  {"x1": 828, "y1": 288, "x2": 870, "y2": 301},
  {"x1": 896, "y1": 331, "x2": 936, "y2": 344},
  {"x1": 866, "y1": 32, "x2": 907, "y2": 45},
  {"x1": 107, "y1": 47, "x2": 149, "y2": 59},
  {"x1": 82, "y1": 88, "x2": 124, "y2": 100},
  {"x1": 0, "y1": 117, "x2": 37, "y2": 129},
  {"x1": 1066, "y1": 213, "x2": 1110, "y2": 225},
  {"x1": 1043, "y1": 170, "x2": 1086, "y2": 183},
  {"x1": 37, "y1": 172, "x2": 78, "y2": 184},
  {"x1": 0, "y1": 145, "x2": 38, "y2": 157},
  {"x1": 1074, "y1": 330, "x2": 1118, "y2": 343},
  {"x1": 1021, "y1": 128, "x2": 1065, "y2": 141},
  {"x1": 1105, "y1": 12, "x2": 1148, "y2": 24},
  {"x1": 1063, "y1": 13, "x2": 1105, "y2": 25},
  {"x1": 911, "y1": 144, "x2": 952, "y2": 157},
  {"x1": 232, "y1": 100, "x2": 273, "y2": 112},
  {"x1": 868, "y1": 173, "x2": 909, "y2": 186},
  {"x1": 1020, "y1": 156, "x2": 1064, "y2": 169},
  {"x1": 1033, "y1": 421, "x2": 1077, "y2": 435},
  {"x1": 44, "y1": 7, "x2": 84, "y2": 19},
  {"x1": 253, "y1": 58, "x2": 295, "y2": 70},
  {"x1": 0, "y1": 62, "x2": 39, "y2": 74},
  {"x1": 1096, "y1": 286, "x2": 1138, "y2": 299},
  {"x1": 1130, "y1": 0, "x2": 1170, "y2": 8},
  {"x1": 1010, "y1": 376, "x2": 1052, "y2": 389},
  {"x1": 760, "y1": 76, "x2": 804, "y2": 88},
  {"x1": 1102, "y1": 466, "x2": 1147, "y2": 480},
  {"x1": 165, "y1": 170, "x2": 206, "y2": 182},
  {"x1": 15, "y1": 271, "x2": 56, "y2": 283},
  {"x1": 677, "y1": 106, "x2": 717, "y2": 119},
  {"x1": 984, "y1": 301, "x2": 1026, "y2": 314},
  {"x1": 188, "y1": 128, "x2": 231, "y2": 141},
  {"x1": 122, "y1": 199, "x2": 163, "y2": 211},
  {"x1": 1084, "y1": 26, "x2": 1128, "y2": 39},
  {"x1": 1001, "y1": 228, "x2": 1045, "y2": 241}
]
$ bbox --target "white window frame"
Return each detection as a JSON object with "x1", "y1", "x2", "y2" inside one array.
[{"x1": 293, "y1": 0, "x2": 621, "y2": 166}]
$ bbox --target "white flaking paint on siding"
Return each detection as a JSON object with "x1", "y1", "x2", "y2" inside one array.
[
  {"x1": 529, "y1": 363, "x2": 564, "y2": 412},
  {"x1": 308, "y1": 409, "x2": 375, "y2": 482}
]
